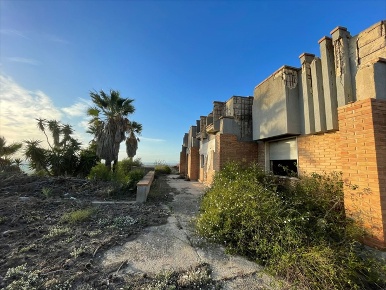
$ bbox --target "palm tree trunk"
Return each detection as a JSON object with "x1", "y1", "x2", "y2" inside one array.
[
  {"x1": 105, "y1": 159, "x2": 112, "y2": 171},
  {"x1": 112, "y1": 158, "x2": 118, "y2": 172}
]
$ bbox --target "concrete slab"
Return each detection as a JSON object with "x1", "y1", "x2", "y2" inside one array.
[{"x1": 101, "y1": 174, "x2": 280, "y2": 288}]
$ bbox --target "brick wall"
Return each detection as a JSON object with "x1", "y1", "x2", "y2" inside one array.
[
  {"x1": 187, "y1": 147, "x2": 200, "y2": 181},
  {"x1": 338, "y1": 98, "x2": 386, "y2": 249},
  {"x1": 217, "y1": 134, "x2": 259, "y2": 170},
  {"x1": 179, "y1": 148, "x2": 187, "y2": 176},
  {"x1": 373, "y1": 99, "x2": 386, "y2": 248},
  {"x1": 298, "y1": 132, "x2": 341, "y2": 175}
]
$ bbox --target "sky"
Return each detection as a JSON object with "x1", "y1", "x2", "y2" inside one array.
[{"x1": 0, "y1": 0, "x2": 385, "y2": 165}]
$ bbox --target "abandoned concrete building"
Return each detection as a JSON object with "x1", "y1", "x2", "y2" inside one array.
[{"x1": 179, "y1": 20, "x2": 386, "y2": 249}]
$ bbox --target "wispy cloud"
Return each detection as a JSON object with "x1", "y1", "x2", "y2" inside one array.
[
  {"x1": 7, "y1": 57, "x2": 40, "y2": 65},
  {"x1": 140, "y1": 137, "x2": 166, "y2": 142},
  {"x1": 46, "y1": 34, "x2": 69, "y2": 44},
  {"x1": 62, "y1": 102, "x2": 89, "y2": 117},
  {"x1": 0, "y1": 29, "x2": 29, "y2": 39},
  {"x1": 0, "y1": 74, "x2": 62, "y2": 151}
]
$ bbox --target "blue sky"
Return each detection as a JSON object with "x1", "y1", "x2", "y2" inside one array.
[{"x1": 0, "y1": 0, "x2": 385, "y2": 165}]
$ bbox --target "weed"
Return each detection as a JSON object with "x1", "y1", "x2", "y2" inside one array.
[
  {"x1": 97, "y1": 215, "x2": 137, "y2": 229},
  {"x1": 70, "y1": 245, "x2": 90, "y2": 258},
  {"x1": 41, "y1": 186, "x2": 53, "y2": 197},
  {"x1": 61, "y1": 208, "x2": 94, "y2": 224},
  {"x1": 0, "y1": 215, "x2": 7, "y2": 224},
  {"x1": 4, "y1": 264, "x2": 41, "y2": 290},
  {"x1": 18, "y1": 243, "x2": 37, "y2": 253},
  {"x1": 44, "y1": 225, "x2": 71, "y2": 238}
]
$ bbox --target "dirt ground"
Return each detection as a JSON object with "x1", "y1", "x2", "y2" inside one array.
[{"x1": 0, "y1": 172, "x2": 220, "y2": 289}]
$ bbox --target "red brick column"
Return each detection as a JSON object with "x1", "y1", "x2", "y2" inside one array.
[
  {"x1": 187, "y1": 147, "x2": 200, "y2": 181},
  {"x1": 179, "y1": 147, "x2": 187, "y2": 176},
  {"x1": 338, "y1": 98, "x2": 386, "y2": 249}
]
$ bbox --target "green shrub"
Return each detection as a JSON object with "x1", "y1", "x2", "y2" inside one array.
[
  {"x1": 196, "y1": 162, "x2": 386, "y2": 290},
  {"x1": 117, "y1": 158, "x2": 143, "y2": 176},
  {"x1": 61, "y1": 208, "x2": 95, "y2": 224},
  {"x1": 154, "y1": 160, "x2": 171, "y2": 175},
  {"x1": 155, "y1": 165, "x2": 171, "y2": 175},
  {"x1": 126, "y1": 168, "x2": 145, "y2": 189},
  {"x1": 87, "y1": 163, "x2": 112, "y2": 181}
]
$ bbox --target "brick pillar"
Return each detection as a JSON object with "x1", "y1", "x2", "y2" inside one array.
[
  {"x1": 187, "y1": 147, "x2": 200, "y2": 181},
  {"x1": 338, "y1": 98, "x2": 386, "y2": 249},
  {"x1": 179, "y1": 147, "x2": 187, "y2": 175}
]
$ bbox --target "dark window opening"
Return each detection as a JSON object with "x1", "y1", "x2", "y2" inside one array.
[{"x1": 270, "y1": 160, "x2": 297, "y2": 176}]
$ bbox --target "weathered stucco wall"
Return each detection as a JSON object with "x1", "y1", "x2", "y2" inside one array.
[{"x1": 252, "y1": 66, "x2": 301, "y2": 139}]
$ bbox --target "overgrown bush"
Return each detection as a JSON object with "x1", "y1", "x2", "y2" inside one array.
[
  {"x1": 154, "y1": 160, "x2": 171, "y2": 175},
  {"x1": 117, "y1": 157, "x2": 143, "y2": 176},
  {"x1": 88, "y1": 161, "x2": 145, "y2": 191},
  {"x1": 196, "y1": 162, "x2": 386, "y2": 290},
  {"x1": 87, "y1": 163, "x2": 112, "y2": 181},
  {"x1": 126, "y1": 168, "x2": 145, "y2": 189}
]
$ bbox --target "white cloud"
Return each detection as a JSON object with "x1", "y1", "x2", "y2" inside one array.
[
  {"x1": 0, "y1": 74, "x2": 62, "y2": 149},
  {"x1": 62, "y1": 102, "x2": 89, "y2": 117},
  {"x1": 7, "y1": 57, "x2": 40, "y2": 65}
]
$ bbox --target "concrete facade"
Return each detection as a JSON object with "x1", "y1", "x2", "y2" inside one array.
[{"x1": 179, "y1": 20, "x2": 386, "y2": 249}]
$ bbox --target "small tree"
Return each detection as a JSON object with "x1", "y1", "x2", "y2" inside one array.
[{"x1": 24, "y1": 119, "x2": 98, "y2": 176}]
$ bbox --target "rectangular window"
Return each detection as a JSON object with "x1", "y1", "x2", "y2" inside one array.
[
  {"x1": 200, "y1": 155, "x2": 205, "y2": 168},
  {"x1": 268, "y1": 138, "x2": 298, "y2": 176}
]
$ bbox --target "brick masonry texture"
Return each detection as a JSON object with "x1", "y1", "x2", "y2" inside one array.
[
  {"x1": 296, "y1": 98, "x2": 386, "y2": 248},
  {"x1": 298, "y1": 132, "x2": 342, "y2": 174},
  {"x1": 339, "y1": 98, "x2": 386, "y2": 249},
  {"x1": 217, "y1": 134, "x2": 259, "y2": 170},
  {"x1": 187, "y1": 147, "x2": 200, "y2": 181}
]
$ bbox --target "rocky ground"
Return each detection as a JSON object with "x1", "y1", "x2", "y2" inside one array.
[{"x1": 0, "y1": 172, "x2": 222, "y2": 289}]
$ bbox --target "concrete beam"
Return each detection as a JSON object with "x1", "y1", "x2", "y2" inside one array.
[
  {"x1": 331, "y1": 26, "x2": 354, "y2": 106},
  {"x1": 299, "y1": 53, "x2": 316, "y2": 134}
]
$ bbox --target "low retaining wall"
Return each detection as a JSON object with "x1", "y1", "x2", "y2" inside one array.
[{"x1": 136, "y1": 171, "x2": 155, "y2": 203}]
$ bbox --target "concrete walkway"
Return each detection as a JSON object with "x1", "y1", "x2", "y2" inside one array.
[{"x1": 102, "y1": 175, "x2": 279, "y2": 289}]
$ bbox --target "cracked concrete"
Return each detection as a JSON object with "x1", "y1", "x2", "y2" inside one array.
[{"x1": 102, "y1": 174, "x2": 279, "y2": 288}]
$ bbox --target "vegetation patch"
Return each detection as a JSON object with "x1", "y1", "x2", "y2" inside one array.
[
  {"x1": 196, "y1": 162, "x2": 386, "y2": 290},
  {"x1": 61, "y1": 207, "x2": 95, "y2": 224},
  {"x1": 154, "y1": 160, "x2": 172, "y2": 175}
]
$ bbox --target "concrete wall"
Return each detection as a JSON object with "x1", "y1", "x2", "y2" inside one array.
[{"x1": 253, "y1": 66, "x2": 301, "y2": 139}]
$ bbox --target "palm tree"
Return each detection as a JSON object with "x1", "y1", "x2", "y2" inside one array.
[
  {"x1": 126, "y1": 121, "x2": 143, "y2": 160},
  {"x1": 0, "y1": 136, "x2": 22, "y2": 171},
  {"x1": 87, "y1": 89, "x2": 142, "y2": 171},
  {"x1": 0, "y1": 136, "x2": 22, "y2": 158}
]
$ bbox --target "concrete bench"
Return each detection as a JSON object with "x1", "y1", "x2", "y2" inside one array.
[{"x1": 136, "y1": 170, "x2": 155, "y2": 203}]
